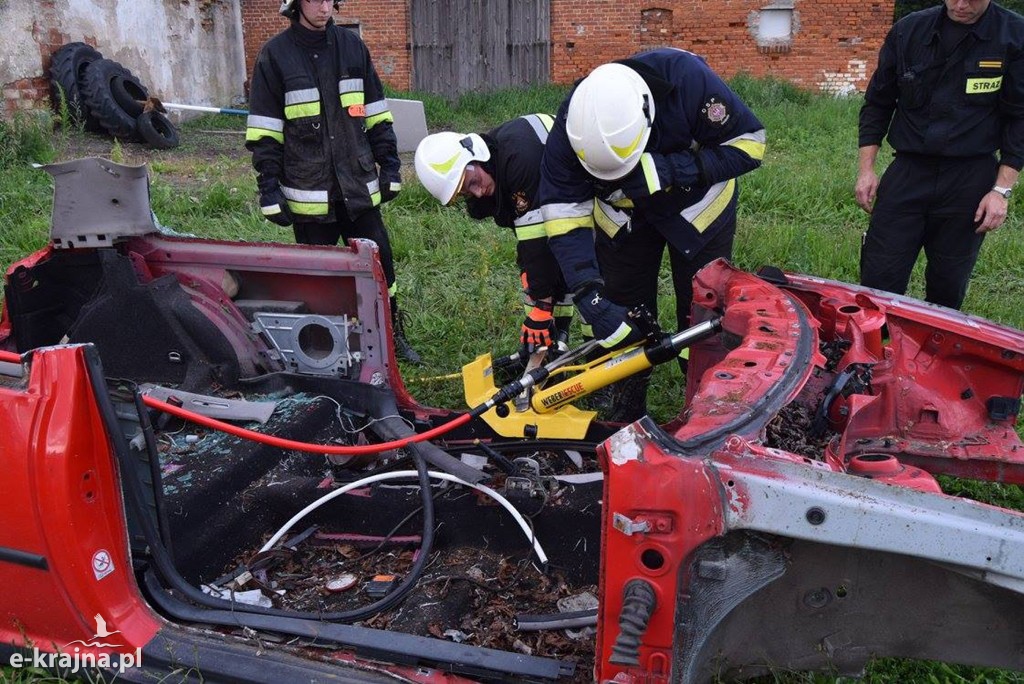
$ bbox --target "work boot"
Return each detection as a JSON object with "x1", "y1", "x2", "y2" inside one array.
[
  {"x1": 604, "y1": 369, "x2": 652, "y2": 423},
  {"x1": 390, "y1": 297, "x2": 422, "y2": 365}
]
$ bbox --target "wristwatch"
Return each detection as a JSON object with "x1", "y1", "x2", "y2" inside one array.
[{"x1": 992, "y1": 185, "x2": 1013, "y2": 199}]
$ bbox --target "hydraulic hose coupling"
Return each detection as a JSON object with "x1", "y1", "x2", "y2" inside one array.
[{"x1": 609, "y1": 579, "x2": 658, "y2": 667}]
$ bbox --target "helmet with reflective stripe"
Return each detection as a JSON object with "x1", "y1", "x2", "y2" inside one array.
[
  {"x1": 566, "y1": 62, "x2": 655, "y2": 181},
  {"x1": 414, "y1": 132, "x2": 491, "y2": 205}
]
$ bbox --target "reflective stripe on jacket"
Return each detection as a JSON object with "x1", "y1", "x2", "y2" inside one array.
[
  {"x1": 246, "y1": 20, "x2": 399, "y2": 221},
  {"x1": 859, "y1": 3, "x2": 1024, "y2": 169},
  {"x1": 538, "y1": 47, "x2": 766, "y2": 292},
  {"x1": 467, "y1": 113, "x2": 567, "y2": 299}
]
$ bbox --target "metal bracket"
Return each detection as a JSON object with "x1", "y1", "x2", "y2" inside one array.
[{"x1": 253, "y1": 313, "x2": 362, "y2": 376}]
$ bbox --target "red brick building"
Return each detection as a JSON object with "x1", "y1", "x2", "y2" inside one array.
[{"x1": 241, "y1": 0, "x2": 894, "y2": 96}]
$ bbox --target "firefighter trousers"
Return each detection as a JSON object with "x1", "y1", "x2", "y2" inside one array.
[{"x1": 860, "y1": 152, "x2": 996, "y2": 310}]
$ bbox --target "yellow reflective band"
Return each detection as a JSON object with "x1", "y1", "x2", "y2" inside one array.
[
  {"x1": 287, "y1": 200, "x2": 329, "y2": 216},
  {"x1": 285, "y1": 102, "x2": 321, "y2": 119},
  {"x1": 611, "y1": 127, "x2": 645, "y2": 160},
  {"x1": 640, "y1": 153, "x2": 661, "y2": 194},
  {"x1": 554, "y1": 305, "x2": 574, "y2": 318},
  {"x1": 978, "y1": 60, "x2": 1003, "y2": 69},
  {"x1": 580, "y1": 323, "x2": 593, "y2": 337},
  {"x1": 967, "y1": 76, "x2": 1002, "y2": 93},
  {"x1": 246, "y1": 128, "x2": 284, "y2": 143},
  {"x1": 726, "y1": 138, "x2": 766, "y2": 161},
  {"x1": 515, "y1": 224, "x2": 547, "y2": 241},
  {"x1": 545, "y1": 216, "x2": 593, "y2": 238},
  {"x1": 431, "y1": 151, "x2": 462, "y2": 175},
  {"x1": 678, "y1": 346, "x2": 690, "y2": 360},
  {"x1": 689, "y1": 179, "x2": 735, "y2": 233},
  {"x1": 388, "y1": 282, "x2": 398, "y2": 297},
  {"x1": 593, "y1": 200, "x2": 625, "y2": 238},
  {"x1": 340, "y1": 92, "x2": 365, "y2": 107},
  {"x1": 371, "y1": 190, "x2": 382, "y2": 207},
  {"x1": 599, "y1": 322, "x2": 633, "y2": 348},
  {"x1": 537, "y1": 113, "x2": 554, "y2": 131},
  {"x1": 576, "y1": 148, "x2": 586, "y2": 161},
  {"x1": 365, "y1": 111, "x2": 395, "y2": 129}
]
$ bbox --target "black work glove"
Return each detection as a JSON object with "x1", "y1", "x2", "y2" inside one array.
[
  {"x1": 258, "y1": 178, "x2": 293, "y2": 227},
  {"x1": 380, "y1": 175, "x2": 402, "y2": 204},
  {"x1": 574, "y1": 288, "x2": 644, "y2": 349}
]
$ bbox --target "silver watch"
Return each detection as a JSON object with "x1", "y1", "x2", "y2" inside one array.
[{"x1": 992, "y1": 185, "x2": 1013, "y2": 199}]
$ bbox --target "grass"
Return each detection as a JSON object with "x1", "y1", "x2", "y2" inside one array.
[{"x1": 1, "y1": 79, "x2": 1023, "y2": 683}]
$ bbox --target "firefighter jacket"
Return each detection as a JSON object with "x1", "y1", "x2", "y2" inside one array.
[
  {"x1": 859, "y1": 3, "x2": 1024, "y2": 170},
  {"x1": 465, "y1": 113, "x2": 566, "y2": 300},
  {"x1": 246, "y1": 20, "x2": 399, "y2": 221},
  {"x1": 537, "y1": 48, "x2": 766, "y2": 295}
]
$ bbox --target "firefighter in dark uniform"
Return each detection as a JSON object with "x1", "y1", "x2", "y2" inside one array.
[
  {"x1": 246, "y1": 0, "x2": 421, "y2": 363},
  {"x1": 537, "y1": 48, "x2": 766, "y2": 420},
  {"x1": 856, "y1": 0, "x2": 1024, "y2": 310},
  {"x1": 414, "y1": 114, "x2": 575, "y2": 357}
]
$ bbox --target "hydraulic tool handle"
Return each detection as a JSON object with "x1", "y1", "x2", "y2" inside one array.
[
  {"x1": 646, "y1": 317, "x2": 723, "y2": 366},
  {"x1": 528, "y1": 316, "x2": 723, "y2": 414}
]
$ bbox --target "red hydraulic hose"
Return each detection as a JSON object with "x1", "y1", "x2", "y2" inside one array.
[
  {"x1": 0, "y1": 347, "x2": 473, "y2": 455},
  {"x1": 142, "y1": 394, "x2": 474, "y2": 455}
]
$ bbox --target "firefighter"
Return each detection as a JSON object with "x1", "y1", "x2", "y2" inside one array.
[
  {"x1": 246, "y1": 0, "x2": 421, "y2": 363},
  {"x1": 856, "y1": 0, "x2": 1024, "y2": 310},
  {"x1": 414, "y1": 114, "x2": 575, "y2": 359},
  {"x1": 537, "y1": 48, "x2": 767, "y2": 420}
]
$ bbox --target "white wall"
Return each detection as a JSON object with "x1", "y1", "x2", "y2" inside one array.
[{"x1": 1, "y1": 0, "x2": 245, "y2": 112}]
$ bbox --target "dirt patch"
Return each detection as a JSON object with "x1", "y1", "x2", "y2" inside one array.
[{"x1": 54, "y1": 124, "x2": 251, "y2": 192}]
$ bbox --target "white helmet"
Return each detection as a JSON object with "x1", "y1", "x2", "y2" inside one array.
[
  {"x1": 414, "y1": 132, "x2": 491, "y2": 205},
  {"x1": 566, "y1": 62, "x2": 655, "y2": 181},
  {"x1": 280, "y1": 0, "x2": 338, "y2": 17}
]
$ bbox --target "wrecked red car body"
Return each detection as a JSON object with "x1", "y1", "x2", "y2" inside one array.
[{"x1": 0, "y1": 158, "x2": 1022, "y2": 683}]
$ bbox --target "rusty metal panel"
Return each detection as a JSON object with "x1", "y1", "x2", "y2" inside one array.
[{"x1": 411, "y1": 0, "x2": 549, "y2": 97}]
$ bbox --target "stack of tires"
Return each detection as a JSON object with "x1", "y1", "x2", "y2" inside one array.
[{"x1": 49, "y1": 42, "x2": 180, "y2": 150}]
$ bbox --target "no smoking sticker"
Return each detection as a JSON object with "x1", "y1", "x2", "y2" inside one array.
[{"x1": 92, "y1": 549, "x2": 114, "y2": 580}]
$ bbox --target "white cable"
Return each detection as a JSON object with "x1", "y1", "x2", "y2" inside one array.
[{"x1": 259, "y1": 470, "x2": 548, "y2": 564}]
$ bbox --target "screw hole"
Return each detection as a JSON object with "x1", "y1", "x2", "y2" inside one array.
[
  {"x1": 806, "y1": 507, "x2": 826, "y2": 525},
  {"x1": 640, "y1": 548, "x2": 665, "y2": 571}
]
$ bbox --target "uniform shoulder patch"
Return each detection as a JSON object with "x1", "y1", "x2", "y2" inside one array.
[
  {"x1": 513, "y1": 191, "x2": 530, "y2": 215},
  {"x1": 702, "y1": 97, "x2": 730, "y2": 126}
]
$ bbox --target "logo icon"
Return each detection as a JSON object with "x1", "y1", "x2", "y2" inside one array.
[{"x1": 65, "y1": 614, "x2": 123, "y2": 649}]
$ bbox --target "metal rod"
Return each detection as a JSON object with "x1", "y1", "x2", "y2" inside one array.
[{"x1": 162, "y1": 103, "x2": 249, "y2": 116}]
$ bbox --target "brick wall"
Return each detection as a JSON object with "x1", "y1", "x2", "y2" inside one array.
[
  {"x1": 6, "y1": 0, "x2": 245, "y2": 121},
  {"x1": 3, "y1": 0, "x2": 75, "y2": 117},
  {"x1": 240, "y1": 0, "x2": 409, "y2": 94},
  {"x1": 242, "y1": 0, "x2": 892, "y2": 96},
  {"x1": 551, "y1": 0, "x2": 893, "y2": 94}
]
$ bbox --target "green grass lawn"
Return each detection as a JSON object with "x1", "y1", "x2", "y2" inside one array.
[{"x1": 1, "y1": 79, "x2": 1023, "y2": 683}]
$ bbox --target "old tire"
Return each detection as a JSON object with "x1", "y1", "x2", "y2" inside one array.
[
  {"x1": 137, "y1": 111, "x2": 180, "y2": 150},
  {"x1": 81, "y1": 58, "x2": 149, "y2": 139},
  {"x1": 49, "y1": 42, "x2": 104, "y2": 130}
]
